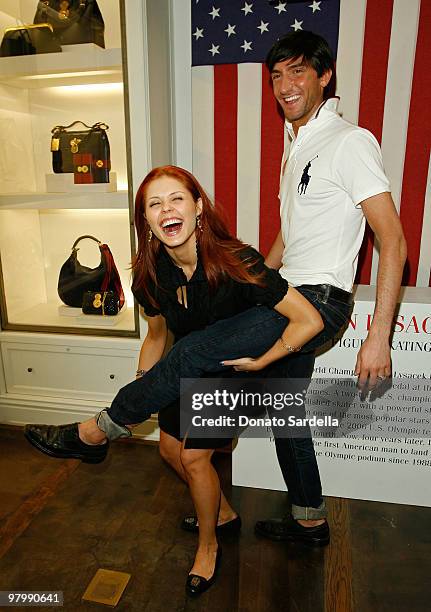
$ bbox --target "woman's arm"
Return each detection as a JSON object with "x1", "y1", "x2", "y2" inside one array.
[
  {"x1": 136, "y1": 314, "x2": 168, "y2": 378},
  {"x1": 223, "y1": 287, "x2": 323, "y2": 371}
]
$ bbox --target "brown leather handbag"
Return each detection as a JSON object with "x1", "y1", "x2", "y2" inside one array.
[{"x1": 51, "y1": 121, "x2": 110, "y2": 182}]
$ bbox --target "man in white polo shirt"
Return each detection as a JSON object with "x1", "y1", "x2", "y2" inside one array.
[
  {"x1": 253, "y1": 30, "x2": 407, "y2": 544},
  {"x1": 24, "y1": 31, "x2": 406, "y2": 550}
]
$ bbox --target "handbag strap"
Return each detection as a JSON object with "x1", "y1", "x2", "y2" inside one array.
[
  {"x1": 71, "y1": 234, "x2": 101, "y2": 251},
  {"x1": 52, "y1": 121, "x2": 109, "y2": 135},
  {"x1": 100, "y1": 244, "x2": 125, "y2": 309}
]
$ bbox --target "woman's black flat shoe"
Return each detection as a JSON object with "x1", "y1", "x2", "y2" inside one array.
[
  {"x1": 186, "y1": 548, "x2": 222, "y2": 597},
  {"x1": 181, "y1": 515, "x2": 241, "y2": 534}
]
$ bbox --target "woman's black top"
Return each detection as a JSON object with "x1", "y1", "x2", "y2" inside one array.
[{"x1": 132, "y1": 246, "x2": 289, "y2": 339}]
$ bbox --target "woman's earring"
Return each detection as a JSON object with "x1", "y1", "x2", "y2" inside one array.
[
  {"x1": 196, "y1": 216, "x2": 202, "y2": 231},
  {"x1": 148, "y1": 229, "x2": 153, "y2": 242}
]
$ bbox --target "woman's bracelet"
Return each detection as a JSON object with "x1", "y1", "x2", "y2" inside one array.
[
  {"x1": 278, "y1": 337, "x2": 301, "y2": 353},
  {"x1": 136, "y1": 369, "x2": 147, "y2": 377}
]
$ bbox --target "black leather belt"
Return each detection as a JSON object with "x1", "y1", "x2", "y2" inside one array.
[{"x1": 299, "y1": 284, "x2": 353, "y2": 305}]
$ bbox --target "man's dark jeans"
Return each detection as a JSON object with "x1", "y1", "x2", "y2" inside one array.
[{"x1": 107, "y1": 287, "x2": 352, "y2": 518}]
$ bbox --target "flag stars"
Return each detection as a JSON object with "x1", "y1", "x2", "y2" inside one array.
[
  {"x1": 209, "y1": 6, "x2": 220, "y2": 20},
  {"x1": 274, "y1": 2, "x2": 287, "y2": 14},
  {"x1": 241, "y1": 40, "x2": 252, "y2": 53},
  {"x1": 193, "y1": 27, "x2": 204, "y2": 41},
  {"x1": 291, "y1": 19, "x2": 303, "y2": 31},
  {"x1": 309, "y1": 1, "x2": 321, "y2": 13},
  {"x1": 241, "y1": 2, "x2": 253, "y2": 16},
  {"x1": 209, "y1": 43, "x2": 220, "y2": 56},
  {"x1": 224, "y1": 23, "x2": 236, "y2": 37},
  {"x1": 257, "y1": 20, "x2": 269, "y2": 34}
]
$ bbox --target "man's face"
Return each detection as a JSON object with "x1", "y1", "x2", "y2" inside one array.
[{"x1": 271, "y1": 56, "x2": 332, "y2": 130}]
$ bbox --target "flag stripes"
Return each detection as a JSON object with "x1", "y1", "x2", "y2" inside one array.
[
  {"x1": 236, "y1": 63, "x2": 262, "y2": 247},
  {"x1": 259, "y1": 65, "x2": 284, "y2": 254},
  {"x1": 355, "y1": 0, "x2": 394, "y2": 286},
  {"x1": 399, "y1": 0, "x2": 431, "y2": 286},
  {"x1": 214, "y1": 65, "x2": 238, "y2": 235}
]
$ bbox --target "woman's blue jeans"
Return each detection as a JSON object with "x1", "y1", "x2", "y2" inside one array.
[{"x1": 106, "y1": 286, "x2": 352, "y2": 519}]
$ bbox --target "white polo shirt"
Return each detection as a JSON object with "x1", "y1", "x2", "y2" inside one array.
[{"x1": 278, "y1": 98, "x2": 390, "y2": 292}]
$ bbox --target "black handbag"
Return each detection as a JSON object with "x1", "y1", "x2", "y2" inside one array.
[
  {"x1": 58, "y1": 235, "x2": 125, "y2": 309},
  {"x1": 82, "y1": 291, "x2": 120, "y2": 316},
  {"x1": 51, "y1": 121, "x2": 110, "y2": 181},
  {"x1": 33, "y1": 0, "x2": 105, "y2": 48},
  {"x1": 0, "y1": 23, "x2": 61, "y2": 57}
]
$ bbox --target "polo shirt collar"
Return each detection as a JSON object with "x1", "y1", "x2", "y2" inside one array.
[{"x1": 285, "y1": 96, "x2": 340, "y2": 140}]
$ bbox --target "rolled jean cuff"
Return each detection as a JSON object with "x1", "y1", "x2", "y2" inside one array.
[
  {"x1": 291, "y1": 501, "x2": 327, "y2": 520},
  {"x1": 96, "y1": 408, "x2": 132, "y2": 440}
]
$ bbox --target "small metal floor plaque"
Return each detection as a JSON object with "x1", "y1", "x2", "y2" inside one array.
[{"x1": 82, "y1": 569, "x2": 131, "y2": 607}]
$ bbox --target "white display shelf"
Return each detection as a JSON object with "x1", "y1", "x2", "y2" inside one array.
[
  {"x1": 7, "y1": 302, "x2": 136, "y2": 331},
  {"x1": 0, "y1": 190, "x2": 129, "y2": 209},
  {"x1": 0, "y1": 44, "x2": 122, "y2": 88}
]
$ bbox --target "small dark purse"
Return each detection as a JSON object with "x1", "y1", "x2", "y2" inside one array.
[
  {"x1": 51, "y1": 121, "x2": 110, "y2": 182},
  {"x1": 34, "y1": 0, "x2": 105, "y2": 48},
  {"x1": 82, "y1": 291, "x2": 120, "y2": 315},
  {"x1": 58, "y1": 235, "x2": 125, "y2": 309},
  {"x1": 0, "y1": 23, "x2": 61, "y2": 57}
]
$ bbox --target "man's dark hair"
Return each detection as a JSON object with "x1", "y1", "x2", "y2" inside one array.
[{"x1": 265, "y1": 31, "x2": 336, "y2": 98}]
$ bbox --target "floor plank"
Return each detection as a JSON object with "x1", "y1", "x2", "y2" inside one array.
[
  {"x1": 324, "y1": 498, "x2": 353, "y2": 612},
  {"x1": 0, "y1": 427, "x2": 430, "y2": 611}
]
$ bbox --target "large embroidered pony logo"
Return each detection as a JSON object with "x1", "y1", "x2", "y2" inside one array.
[{"x1": 298, "y1": 155, "x2": 318, "y2": 195}]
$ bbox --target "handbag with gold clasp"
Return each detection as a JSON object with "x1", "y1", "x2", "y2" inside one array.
[
  {"x1": 82, "y1": 291, "x2": 120, "y2": 316},
  {"x1": 34, "y1": 0, "x2": 105, "y2": 48},
  {"x1": 51, "y1": 121, "x2": 110, "y2": 181},
  {"x1": 57, "y1": 234, "x2": 124, "y2": 309}
]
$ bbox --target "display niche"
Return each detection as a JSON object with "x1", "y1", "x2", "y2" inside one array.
[{"x1": 0, "y1": 0, "x2": 138, "y2": 336}]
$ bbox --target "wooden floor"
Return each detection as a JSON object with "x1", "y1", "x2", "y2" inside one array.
[{"x1": 0, "y1": 426, "x2": 430, "y2": 612}]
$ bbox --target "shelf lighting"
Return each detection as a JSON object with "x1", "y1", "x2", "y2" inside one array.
[
  {"x1": 19, "y1": 70, "x2": 120, "y2": 80},
  {"x1": 52, "y1": 82, "x2": 124, "y2": 95}
]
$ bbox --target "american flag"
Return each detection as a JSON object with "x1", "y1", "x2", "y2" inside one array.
[{"x1": 186, "y1": 0, "x2": 431, "y2": 287}]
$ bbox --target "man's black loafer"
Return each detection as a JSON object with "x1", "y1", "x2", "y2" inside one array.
[
  {"x1": 255, "y1": 515, "x2": 330, "y2": 546},
  {"x1": 181, "y1": 515, "x2": 241, "y2": 534},
  {"x1": 24, "y1": 423, "x2": 109, "y2": 464}
]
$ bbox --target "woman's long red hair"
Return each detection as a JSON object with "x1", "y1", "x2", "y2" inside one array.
[{"x1": 132, "y1": 165, "x2": 266, "y2": 309}]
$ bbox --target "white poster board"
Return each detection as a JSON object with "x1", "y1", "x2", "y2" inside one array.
[{"x1": 233, "y1": 287, "x2": 431, "y2": 507}]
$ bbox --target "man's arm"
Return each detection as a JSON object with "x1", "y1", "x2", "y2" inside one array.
[
  {"x1": 355, "y1": 192, "x2": 407, "y2": 388},
  {"x1": 264, "y1": 229, "x2": 285, "y2": 269}
]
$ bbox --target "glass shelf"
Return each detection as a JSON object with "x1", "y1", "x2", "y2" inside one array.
[
  {"x1": 0, "y1": 44, "x2": 122, "y2": 88},
  {"x1": 0, "y1": 191, "x2": 129, "y2": 210}
]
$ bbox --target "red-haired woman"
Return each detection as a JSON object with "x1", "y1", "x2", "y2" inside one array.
[{"x1": 26, "y1": 166, "x2": 324, "y2": 595}]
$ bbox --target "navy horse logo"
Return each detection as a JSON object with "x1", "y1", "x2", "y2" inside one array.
[{"x1": 298, "y1": 155, "x2": 318, "y2": 195}]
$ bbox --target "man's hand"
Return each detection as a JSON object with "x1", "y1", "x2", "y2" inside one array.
[
  {"x1": 355, "y1": 334, "x2": 391, "y2": 390},
  {"x1": 222, "y1": 357, "x2": 265, "y2": 372}
]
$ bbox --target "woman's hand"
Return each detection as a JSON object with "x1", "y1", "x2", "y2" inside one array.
[{"x1": 222, "y1": 357, "x2": 266, "y2": 372}]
